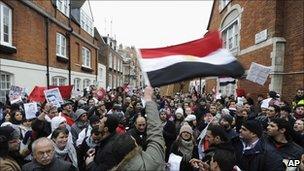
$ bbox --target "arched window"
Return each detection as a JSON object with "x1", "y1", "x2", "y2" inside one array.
[
  {"x1": 221, "y1": 8, "x2": 240, "y2": 53},
  {"x1": 52, "y1": 76, "x2": 67, "y2": 86},
  {"x1": 0, "y1": 71, "x2": 13, "y2": 102}
]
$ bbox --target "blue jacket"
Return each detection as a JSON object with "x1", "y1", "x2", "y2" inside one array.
[{"x1": 232, "y1": 137, "x2": 285, "y2": 171}]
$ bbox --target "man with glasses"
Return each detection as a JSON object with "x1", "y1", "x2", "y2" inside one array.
[{"x1": 22, "y1": 137, "x2": 76, "y2": 171}]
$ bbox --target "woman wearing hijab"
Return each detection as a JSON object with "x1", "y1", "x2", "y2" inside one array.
[
  {"x1": 169, "y1": 123, "x2": 198, "y2": 171},
  {"x1": 51, "y1": 127, "x2": 78, "y2": 170}
]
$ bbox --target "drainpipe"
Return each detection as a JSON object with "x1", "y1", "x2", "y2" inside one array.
[
  {"x1": 67, "y1": 8, "x2": 72, "y2": 85},
  {"x1": 45, "y1": 17, "x2": 50, "y2": 88}
]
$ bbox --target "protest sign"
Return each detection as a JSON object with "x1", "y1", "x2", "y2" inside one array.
[
  {"x1": 24, "y1": 102, "x2": 38, "y2": 119},
  {"x1": 246, "y1": 62, "x2": 271, "y2": 85},
  {"x1": 9, "y1": 85, "x2": 23, "y2": 104},
  {"x1": 44, "y1": 88, "x2": 63, "y2": 108},
  {"x1": 168, "y1": 153, "x2": 182, "y2": 171}
]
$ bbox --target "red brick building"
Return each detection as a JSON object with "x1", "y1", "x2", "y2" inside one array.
[
  {"x1": 205, "y1": 0, "x2": 303, "y2": 102},
  {"x1": 0, "y1": 0, "x2": 99, "y2": 102}
]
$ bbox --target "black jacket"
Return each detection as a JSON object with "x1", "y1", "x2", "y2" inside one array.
[
  {"x1": 266, "y1": 137, "x2": 304, "y2": 160},
  {"x1": 232, "y1": 137, "x2": 285, "y2": 171},
  {"x1": 127, "y1": 128, "x2": 147, "y2": 150},
  {"x1": 162, "y1": 121, "x2": 176, "y2": 162},
  {"x1": 22, "y1": 157, "x2": 76, "y2": 171},
  {"x1": 87, "y1": 133, "x2": 118, "y2": 171}
]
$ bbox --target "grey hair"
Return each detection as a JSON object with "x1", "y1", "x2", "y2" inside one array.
[{"x1": 31, "y1": 137, "x2": 54, "y2": 154}]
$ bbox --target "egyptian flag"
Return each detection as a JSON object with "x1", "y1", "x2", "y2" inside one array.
[
  {"x1": 138, "y1": 31, "x2": 244, "y2": 87},
  {"x1": 219, "y1": 77, "x2": 236, "y2": 86}
]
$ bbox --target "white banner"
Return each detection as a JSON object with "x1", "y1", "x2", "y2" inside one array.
[{"x1": 246, "y1": 62, "x2": 271, "y2": 85}]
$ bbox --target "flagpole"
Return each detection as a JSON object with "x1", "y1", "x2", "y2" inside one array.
[{"x1": 135, "y1": 48, "x2": 151, "y2": 87}]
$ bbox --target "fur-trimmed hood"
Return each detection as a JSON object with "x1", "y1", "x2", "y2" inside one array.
[{"x1": 110, "y1": 146, "x2": 142, "y2": 171}]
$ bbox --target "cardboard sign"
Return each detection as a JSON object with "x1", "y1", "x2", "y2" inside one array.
[
  {"x1": 24, "y1": 102, "x2": 38, "y2": 119},
  {"x1": 9, "y1": 86, "x2": 23, "y2": 104},
  {"x1": 246, "y1": 62, "x2": 271, "y2": 85},
  {"x1": 44, "y1": 88, "x2": 63, "y2": 108}
]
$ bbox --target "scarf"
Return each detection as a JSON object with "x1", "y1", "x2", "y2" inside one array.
[
  {"x1": 85, "y1": 136, "x2": 98, "y2": 148},
  {"x1": 178, "y1": 139, "x2": 193, "y2": 162},
  {"x1": 53, "y1": 142, "x2": 78, "y2": 168}
]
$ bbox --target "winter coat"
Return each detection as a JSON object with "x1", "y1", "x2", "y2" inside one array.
[
  {"x1": 170, "y1": 140, "x2": 199, "y2": 171},
  {"x1": 127, "y1": 128, "x2": 147, "y2": 150},
  {"x1": 22, "y1": 157, "x2": 76, "y2": 171},
  {"x1": 232, "y1": 137, "x2": 285, "y2": 171},
  {"x1": 266, "y1": 136, "x2": 304, "y2": 160},
  {"x1": 88, "y1": 133, "x2": 119, "y2": 171},
  {"x1": 162, "y1": 120, "x2": 176, "y2": 161},
  {"x1": 0, "y1": 156, "x2": 21, "y2": 171},
  {"x1": 110, "y1": 101, "x2": 166, "y2": 171}
]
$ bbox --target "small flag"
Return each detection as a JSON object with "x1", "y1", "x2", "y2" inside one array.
[{"x1": 138, "y1": 31, "x2": 244, "y2": 87}]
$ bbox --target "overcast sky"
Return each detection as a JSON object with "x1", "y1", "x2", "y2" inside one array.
[{"x1": 90, "y1": 1, "x2": 213, "y2": 49}]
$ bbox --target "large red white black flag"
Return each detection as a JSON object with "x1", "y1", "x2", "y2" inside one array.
[{"x1": 138, "y1": 31, "x2": 244, "y2": 87}]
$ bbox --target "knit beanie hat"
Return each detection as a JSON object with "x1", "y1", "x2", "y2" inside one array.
[
  {"x1": 75, "y1": 109, "x2": 87, "y2": 121},
  {"x1": 0, "y1": 125, "x2": 19, "y2": 142},
  {"x1": 242, "y1": 120, "x2": 263, "y2": 138},
  {"x1": 179, "y1": 123, "x2": 193, "y2": 135},
  {"x1": 184, "y1": 114, "x2": 196, "y2": 122},
  {"x1": 175, "y1": 108, "x2": 184, "y2": 115}
]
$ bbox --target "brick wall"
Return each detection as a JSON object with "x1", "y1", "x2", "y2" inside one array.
[
  {"x1": 206, "y1": 0, "x2": 303, "y2": 103},
  {"x1": 281, "y1": 0, "x2": 304, "y2": 102},
  {"x1": 1, "y1": 0, "x2": 98, "y2": 77}
]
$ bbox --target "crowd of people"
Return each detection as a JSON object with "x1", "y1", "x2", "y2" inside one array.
[{"x1": 0, "y1": 85, "x2": 303, "y2": 171}]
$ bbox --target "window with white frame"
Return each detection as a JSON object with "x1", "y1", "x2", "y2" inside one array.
[
  {"x1": 56, "y1": 0, "x2": 70, "y2": 17},
  {"x1": 221, "y1": 9, "x2": 240, "y2": 53},
  {"x1": 0, "y1": 71, "x2": 12, "y2": 103},
  {"x1": 99, "y1": 68, "x2": 103, "y2": 80},
  {"x1": 0, "y1": 2, "x2": 12, "y2": 46},
  {"x1": 52, "y1": 76, "x2": 66, "y2": 86},
  {"x1": 117, "y1": 58, "x2": 120, "y2": 72},
  {"x1": 113, "y1": 75, "x2": 116, "y2": 88},
  {"x1": 108, "y1": 53, "x2": 112, "y2": 68},
  {"x1": 108, "y1": 74, "x2": 112, "y2": 89},
  {"x1": 82, "y1": 47, "x2": 91, "y2": 68},
  {"x1": 83, "y1": 79, "x2": 91, "y2": 89},
  {"x1": 73, "y1": 78, "x2": 81, "y2": 91},
  {"x1": 219, "y1": 0, "x2": 230, "y2": 10},
  {"x1": 113, "y1": 56, "x2": 117, "y2": 70},
  {"x1": 56, "y1": 33, "x2": 67, "y2": 58},
  {"x1": 80, "y1": 10, "x2": 93, "y2": 36}
]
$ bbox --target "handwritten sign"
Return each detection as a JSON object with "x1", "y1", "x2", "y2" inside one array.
[
  {"x1": 246, "y1": 62, "x2": 271, "y2": 85},
  {"x1": 44, "y1": 88, "x2": 63, "y2": 108},
  {"x1": 24, "y1": 102, "x2": 38, "y2": 119},
  {"x1": 9, "y1": 86, "x2": 23, "y2": 104}
]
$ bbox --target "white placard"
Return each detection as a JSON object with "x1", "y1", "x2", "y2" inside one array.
[
  {"x1": 168, "y1": 153, "x2": 182, "y2": 171},
  {"x1": 246, "y1": 62, "x2": 271, "y2": 85},
  {"x1": 255, "y1": 29, "x2": 268, "y2": 44},
  {"x1": 9, "y1": 85, "x2": 23, "y2": 104},
  {"x1": 44, "y1": 88, "x2": 63, "y2": 108},
  {"x1": 24, "y1": 102, "x2": 38, "y2": 119}
]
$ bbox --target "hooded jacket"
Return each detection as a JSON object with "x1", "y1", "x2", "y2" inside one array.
[{"x1": 110, "y1": 101, "x2": 166, "y2": 171}]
